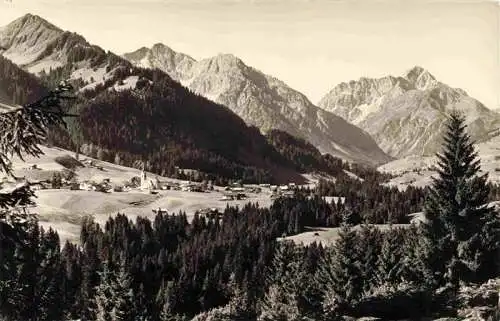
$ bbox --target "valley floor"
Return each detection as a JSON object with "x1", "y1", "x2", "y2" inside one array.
[
  {"x1": 2, "y1": 145, "x2": 275, "y2": 244},
  {"x1": 35, "y1": 188, "x2": 273, "y2": 244}
]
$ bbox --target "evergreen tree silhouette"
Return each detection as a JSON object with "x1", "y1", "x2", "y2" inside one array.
[{"x1": 419, "y1": 110, "x2": 500, "y2": 287}]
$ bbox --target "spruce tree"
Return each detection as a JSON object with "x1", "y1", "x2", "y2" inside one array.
[
  {"x1": 399, "y1": 224, "x2": 424, "y2": 286},
  {"x1": 157, "y1": 280, "x2": 183, "y2": 321},
  {"x1": 94, "y1": 263, "x2": 115, "y2": 321},
  {"x1": 356, "y1": 224, "x2": 382, "y2": 294},
  {"x1": 36, "y1": 228, "x2": 64, "y2": 321},
  {"x1": 224, "y1": 273, "x2": 255, "y2": 320},
  {"x1": 264, "y1": 241, "x2": 302, "y2": 292},
  {"x1": 419, "y1": 110, "x2": 500, "y2": 287},
  {"x1": 374, "y1": 227, "x2": 404, "y2": 292},
  {"x1": 111, "y1": 260, "x2": 135, "y2": 321},
  {"x1": 94, "y1": 259, "x2": 136, "y2": 321},
  {"x1": 258, "y1": 241, "x2": 307, "y2": 321},
  {"x1": 315, "y1": 210, "x2": 362, "y2": 318},
  {"x1": 258, "y1": 285, "x2": 303, "y2": 321}
]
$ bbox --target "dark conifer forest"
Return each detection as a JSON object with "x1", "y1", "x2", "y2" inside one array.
[{"x1": 1, "y1": 87, "x2": 499, "y2": 321}]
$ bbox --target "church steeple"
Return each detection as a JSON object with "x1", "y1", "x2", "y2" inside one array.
[{"x1": 140, "y1": 161, "x2": 147, "y2": 188}]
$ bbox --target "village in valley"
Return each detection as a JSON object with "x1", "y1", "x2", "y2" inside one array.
[
  {"x1": 0, "y1": 145, "x2": 323, "y2": 244},
  {"x1": 9, "y1": 154, "x2": 300, "y2": 200}
]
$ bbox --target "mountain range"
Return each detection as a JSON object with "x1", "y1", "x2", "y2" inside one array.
[
  {"x1": 1, "y1": 13, "x2": 500, "y2": 173},
  {"x1": 125, "y1": 44, "x2": 393, "y2": 166},
  {"x1": 123, "y1": 44, "x2": 500, "y2": 160},
  {"x1": 0, "y1": 15, "x2": 392, "y2": 167}
]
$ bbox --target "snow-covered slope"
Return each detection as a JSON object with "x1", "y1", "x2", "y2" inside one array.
[
  {"x1": 0, "y1": 14, "x2": 121, "y2": 91},
  {"x1": 318, "y1": 66, "x2": 500, "y2": 158},
  {"x1": 124, "y1": 46, "x2": 392, "y2": 166},
  {"x1": 379, "y1": 131, "x2": 500, "y2": 189}
]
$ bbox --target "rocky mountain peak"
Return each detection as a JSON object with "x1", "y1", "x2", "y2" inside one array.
[
  {"x1": 20, "y1": 13, "x2": 43, "y2": 22},
  {"x1": 0, "y1": 13, "x2": 63, "y2": 41},
  {"x1": 318, "y1": 67, "x2": 500, "y2": 158},
  {"x1": 0, "y1": 13, "x2": 61, "y2": 40},
  {"x1": 0, "y1": 13, "x2": 66, "y2": 67},
  {"x1": 204, "y1": 53, "x2": 246, "y2": 71},
  {"x1": 122, "y1": 43, "x2": 195, "y2": 82},
  {"x1": 150, "y1": 43, "x2": 176, "y2": 55},
  {"x1": 402, "y1": 65, "x2": 438, "y2": 90},
  {"x1": 18, "y1": 13, "x2": 59, "y2": 30}
]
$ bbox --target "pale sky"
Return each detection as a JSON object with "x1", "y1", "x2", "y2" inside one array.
[{"x1": 0, "y1": 0, "x2": 499, "y2": 109}]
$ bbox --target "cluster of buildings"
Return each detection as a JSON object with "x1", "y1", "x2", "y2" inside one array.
[
  {"x1": 72, "y1": 169, "x2": 216, "y2": 195},
  {"x1": 268, "y1": 183, "x2": 297, "y2": 198},
  {"x1": 218, "y1": 182, "x2": 298, "y2": 201},
  {"x1": 4, "y1": 156, "x2": 303, "y2": 204}
]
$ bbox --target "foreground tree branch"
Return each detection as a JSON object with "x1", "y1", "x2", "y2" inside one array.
[
  {"x1": 0, "y1": 82, "x2": 76, "y2": 177},
  {"x1": 1, "y1": 82, "x2": 75, "y2": 288}
]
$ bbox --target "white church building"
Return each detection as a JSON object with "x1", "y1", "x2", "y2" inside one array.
[{"x1": 140, "y1": 170, "x2": 159, "y2": 190}]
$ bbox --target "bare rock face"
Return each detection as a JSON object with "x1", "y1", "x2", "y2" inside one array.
[
  {"x1": 123, "y1": 43, "x2": 196, "y2": 82},
  {"x1": 0, "y1": 14, "x2": 63, "y2": 67},
  {"x1": 318, "y1": 67, "x2": 500, "y2": 158},
  {"x1": 124, "y1": 47, "x2": 392, "y2": 166}
]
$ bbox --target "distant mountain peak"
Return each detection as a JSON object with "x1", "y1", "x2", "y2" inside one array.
[
  {"x1": 151, "y1": 43, "x2": 173, "y2": 50},
  {"x1": 150, "y1": 43, "x2": 175, "y2": 53},
  {"x1": 12, "y1": 13, "x2": 61, "y2": 32},
  {"x1": 122, "y1": 43, "x2": 195, "y2": 82},
  {"x1": 210, "y1": 53, "x2": 245, "y2": 67},
  {"x1": 0, "y1": 13, "x2": 67, "y2": 68},
  {"x1": 214, "y1": 53, "x2": 240, "y2": 60},
  {"x1": 402, "y1": 65, "x2": 437, "y2": 90},
  {"x1": 191, "y1": 53, "x2": 249, "y2": 77},
  {"x1": 132, "y1": 46, "x2": 150, "y2": 54},
  {"x1": 318, "y1": 66, "x2": 500, "y2": 158},
  {"x1": 404, "y1": 65, "x2": 431, "y2": 77}
]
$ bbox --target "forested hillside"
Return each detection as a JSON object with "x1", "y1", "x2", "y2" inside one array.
[
  {"x1": 52, "y1": 66, "x2": 303, "y2": 185},
  {"x1": 0, "y1": 56, "x2": 47, "y2": 105},
  {"x1": 0, "y1": 36, "x2": 304, "y2": 184},
  {"x1": 266, "y1": 129, "x2": 395, "y2": 182}
]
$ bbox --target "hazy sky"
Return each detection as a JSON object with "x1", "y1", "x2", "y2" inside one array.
[{"x1": 0, "y1": 0, "x2": 499, "y2": 109}]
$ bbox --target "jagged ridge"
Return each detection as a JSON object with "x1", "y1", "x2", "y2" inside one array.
[
  {"x1": 123, "y1": 45, "x2": 392, "y2": 166},
  {"x1": 318, "y1": 66, "x2": 500, "y2": 158}
]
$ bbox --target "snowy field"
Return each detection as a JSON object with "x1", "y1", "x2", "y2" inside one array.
[
  {"x1": 378, "y1": 133, "x2": 500, "y2": 190},
  {"x1": 3, "y1": 146, "x2": 276, "y2": 245},
  {"x1": 281, "y1": 211, "x2": 425, "y2": 246},
  {"x1": 284, "y1": 201, "x2": 500, "y2": 246},
  {"x1": 35, "y1": 188, "x2": 274, "y2": 245},
  {"x1": 280, "y1": 224, "x2": 412, "y2": 246}
]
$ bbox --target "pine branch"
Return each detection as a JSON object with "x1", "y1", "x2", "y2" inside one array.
[
  {"x1": 0, "y1": 183, "x2": 36, "y2": 209},
  {"x1": 0, "y1": 82, "x2": 76, "y2": 176}
]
